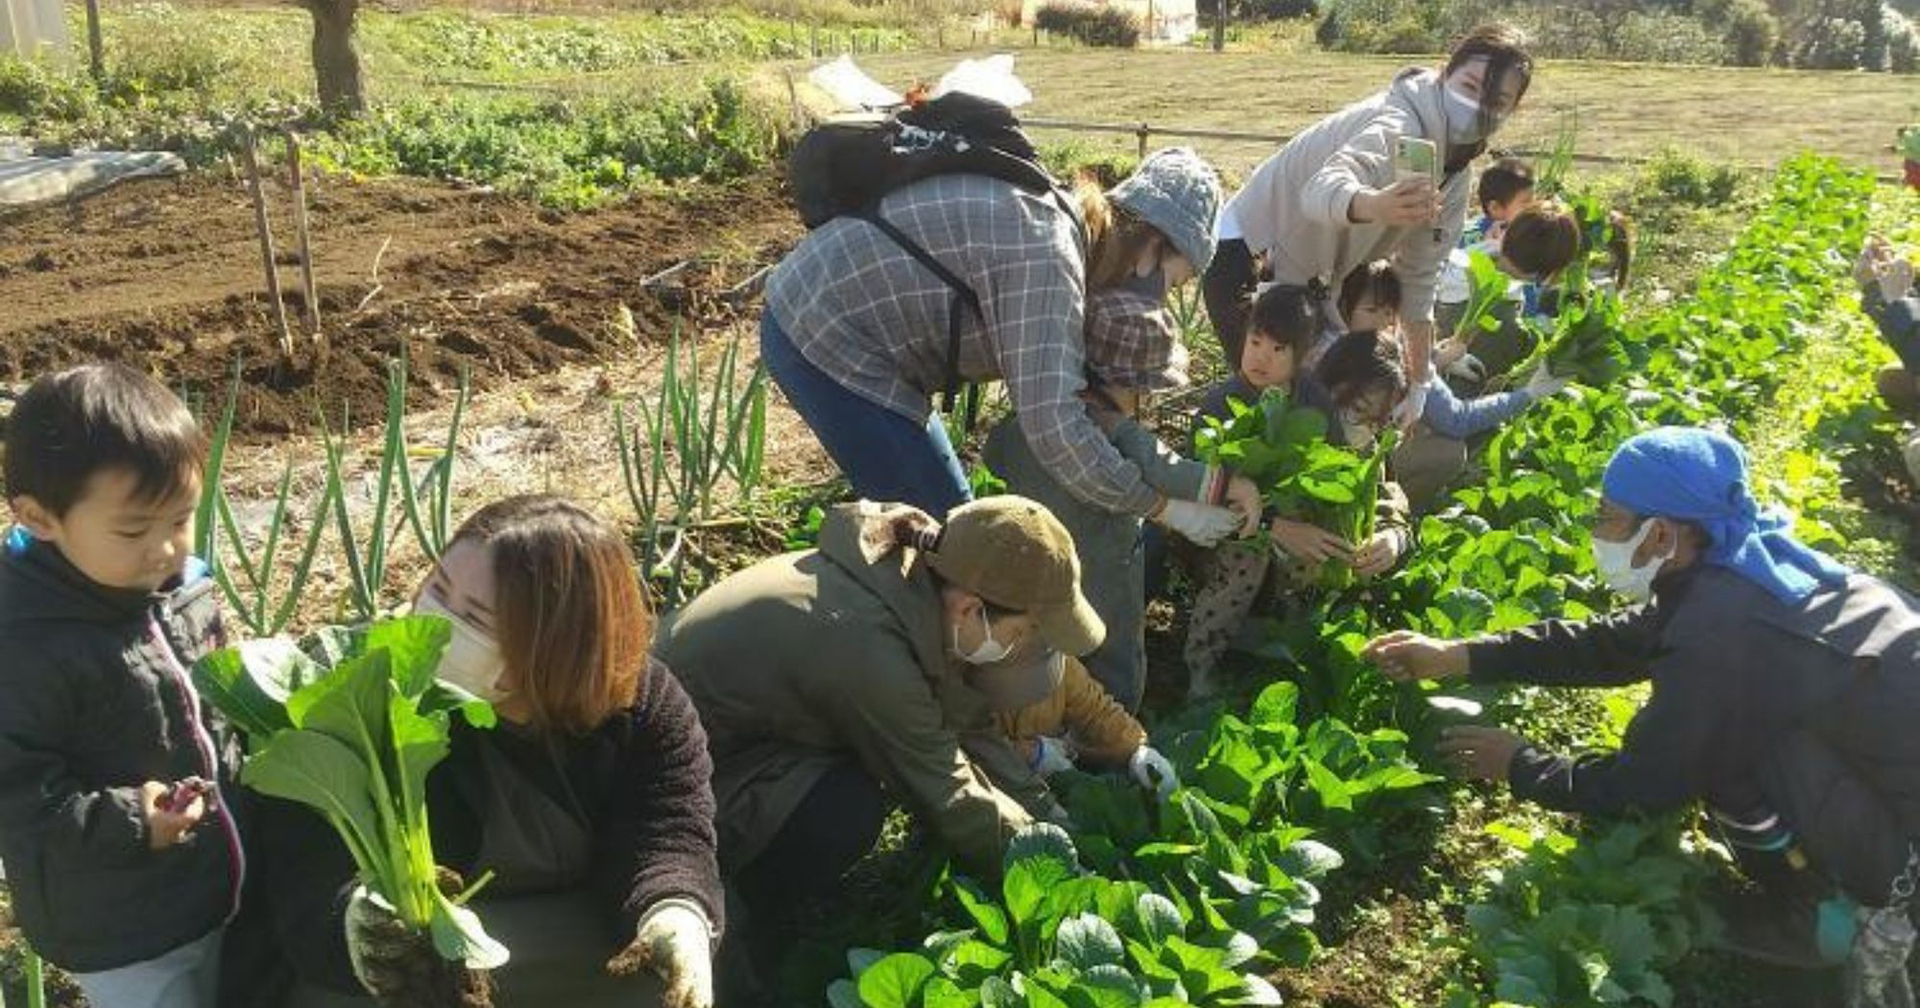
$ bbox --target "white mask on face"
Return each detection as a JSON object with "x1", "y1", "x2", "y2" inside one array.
[
  {"x1": 1442, "y1": 83, "x2": 1504, "y2": 147},
  {"x1": 952, "y1": 607, "x2": 1014, "y2": 665},
  {"x1": 416, "y1": 596, "x2": 509, "y2": 702},
  {"x1": 1591, "y1": 518, "x2": 1672, "y2": 603},
  {"x1": 1339, "y1": 409, "x2": 1377, "y2": 451}
]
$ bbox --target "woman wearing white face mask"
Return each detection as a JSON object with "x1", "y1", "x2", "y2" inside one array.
[
  {"x1": 653, "y1": 497, "x2": 1104, "y2": 1001},
  {"x1": 1363, "y1": 428, "x2": 1920, "y2": 977},
  {"x1": 244, "y1": 495, "x2": 723, "y2": 1008},
  {"x1": 1203, "y1": 23, "x2": 1534, "y2": 425}
]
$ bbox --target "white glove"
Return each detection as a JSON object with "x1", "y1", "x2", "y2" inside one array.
[
  {"x1": 1155, "y1": 499, "x2": 1240, "y2": 548},
  {"x1": 606, "y1": 902, "x2": 714, "y2": 1008},
  {"x1": 1880, "y1": 257, "x2": 1916, "y2": 305},
  {"x1": 1128, "y1": 746, "x2": 1179, "y2": 799},
  {"x1": 1030, "y1": 735, "x2": 1077, "y2": 777},
  {"x1": 1445, "y1": 352, "x2": 1488, "y2": 384},
  {"x1": 1524, "y1": 362, "x2": 1569, "y2": 399},
  {"x1": 1392, "y1": 381, "x2": 1430, "y2": 429},
  {"x1": 1902, "y1": 430, "x2": 1920, "y2": 490}
]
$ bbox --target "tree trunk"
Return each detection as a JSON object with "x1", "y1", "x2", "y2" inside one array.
[{"x1": 305, "y1": 0, "x2": 366, "y2": 116}]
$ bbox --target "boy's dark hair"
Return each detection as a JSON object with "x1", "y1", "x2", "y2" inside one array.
[
  {"x1": 1247, "y1": 284, "x2": 1321, "y2": 360},
  {"x1": 1477, "y1": 157, "x2": 1535, "y2": 214},
  {"x1": 1504, "y1": 204, "x2": 1582, "y2": 280},
  {"x1": 1337, "y1": 261, "x2": 1403, "y2": 323},
  {"x1": 4, "y1": 363, "x2": 207, "y2": 517},
  {"x1": 1315, "y1": 330, "x2": 1408, "y2": 408}
]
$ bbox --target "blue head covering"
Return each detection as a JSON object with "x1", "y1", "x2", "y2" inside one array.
[{"x1": 1600, "y1": 427, "x2": 1850, "y2": 605}]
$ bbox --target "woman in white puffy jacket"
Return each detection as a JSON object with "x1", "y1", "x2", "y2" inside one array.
[{"x1": 1203, "y1": 24, "x2": 1534, "y2": 426}]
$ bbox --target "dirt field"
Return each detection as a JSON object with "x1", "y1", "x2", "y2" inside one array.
[
  {"x1": 0, "y1": 171, "x2": 799, "y2": 435},
  {"x1": 855, "y1": 46, "x2": 1920, "y2": 178},
  {"x1": 0, "y1": 169, "x2": 835, "y2": 628}
]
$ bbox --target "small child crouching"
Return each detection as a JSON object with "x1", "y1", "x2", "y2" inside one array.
[
  {"x1": 1342, "y1": 261, "x2": 1566, "y2": 510},
  {"x1": 1182, "y1": 291, "x2": 1414, "y2": 696},
  {"x1": 994, "y1": 654, "x2": 1178, "y2": 799}
]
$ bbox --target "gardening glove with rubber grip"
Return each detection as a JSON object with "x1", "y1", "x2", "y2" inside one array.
[
  {"x1": 1154, "y1": 500, "x2": 1240, "y2": 548},
  {"x1": 1444, "y1": 352, "x2": 1488, "y2": 384},
  {"x1": 345, "y1": 885, "x2": 419, "y2": 1000},
  {"x1": 1030, "y1": 735, "x2": 1077, "y2": 777},
  {"x1": 346, "y1": 867, "x2": 482, "y2": 1003},
  {"x1": 1129, "y1": 746, "x2": 1179, "y2": 799},
  {"x1": 606, "y1": 901, "x2": 714, "y2": 1008},
  {"x1": 1524, "y1": 362, "x2": 1569, "y2": 399}
]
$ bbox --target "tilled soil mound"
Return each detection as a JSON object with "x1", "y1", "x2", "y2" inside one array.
[{"x1": 0, "y1": 169, "x2": 802, "y2": 435}]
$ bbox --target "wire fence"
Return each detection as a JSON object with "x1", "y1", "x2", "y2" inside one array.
[{"x1": 1014, "y1": 114, "x2": 1909, "y2": 185}]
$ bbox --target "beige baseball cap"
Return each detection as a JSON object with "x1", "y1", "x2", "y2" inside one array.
[{"x1": 925, "y1": 496, "x2": 1106, "y2": 658}]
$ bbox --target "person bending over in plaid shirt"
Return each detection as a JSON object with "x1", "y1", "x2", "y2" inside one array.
[{"x1": 760, "y1": 147, "x2": 1258, "y2": 549}]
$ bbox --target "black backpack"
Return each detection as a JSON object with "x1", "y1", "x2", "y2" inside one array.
[{"x1": 789, "y1": 93, "x2": 1074, "y2": 428}]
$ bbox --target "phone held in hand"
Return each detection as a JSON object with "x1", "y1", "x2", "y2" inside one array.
[
  {"x1": 1393, "y1": 136, "x2": 1437, "y2": 183},
  {"x1": 1393, "y1": 136, "x2": 1441, "y2": 241}
]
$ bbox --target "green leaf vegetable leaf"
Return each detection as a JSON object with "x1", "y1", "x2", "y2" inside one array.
[
  {"x1": 856, "y1": 953, "x2": 937, "y2": 1008},
  {"x1": 193, "y1": 616, "x2": 503, "y2": 967},
  {"x1": 1135, "y1": 894, "x2": 1186, "y2": 947},
  {"x1": 1055, "y1": 914, "x2": 1125, "y2": 972}
]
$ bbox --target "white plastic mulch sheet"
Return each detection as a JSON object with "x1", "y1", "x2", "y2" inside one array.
[{"x1": 0, "y1": 140, "x2": 186, "y2": 208}]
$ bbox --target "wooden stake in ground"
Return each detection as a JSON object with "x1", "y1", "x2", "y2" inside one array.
[
  {"x1": 240, "y1": 131, "x2": 297, "y2": 360},
  {"x1": 783, "y1": 70, "x2": 805, "y2": 135},
  {"x1": 283, "y1": 130, "x2": 326, "y2": 356}
]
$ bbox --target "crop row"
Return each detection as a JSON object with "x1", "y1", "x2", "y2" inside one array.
[{"x1": 830, "y1": 154, "x2": 1878, "y2": 1008}]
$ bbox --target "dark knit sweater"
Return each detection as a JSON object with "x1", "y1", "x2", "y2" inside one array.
[{"x1": 236, "y1": 657, "x2": 721, "y2": 997}]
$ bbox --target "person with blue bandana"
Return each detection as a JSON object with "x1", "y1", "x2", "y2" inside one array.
[{"x1": 1362, "y1": 427, "x2": 1920, "y2": 994}]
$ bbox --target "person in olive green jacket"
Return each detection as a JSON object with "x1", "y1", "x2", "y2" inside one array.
[{"x1": 653, "y1": 496, "x2": 1106, "y2": 996}]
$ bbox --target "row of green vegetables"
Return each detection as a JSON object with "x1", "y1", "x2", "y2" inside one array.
[
  {"x1": 1423, "y1": 156, "x2": 1873, "y2": 1007},
  {"x1": 831, "y1": 154, "x2": 1876, "y2": 1008}
]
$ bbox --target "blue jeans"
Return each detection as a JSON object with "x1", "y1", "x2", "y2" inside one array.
[{"x1": 760, "y1": 310, "x2": 971, "y2": 517}]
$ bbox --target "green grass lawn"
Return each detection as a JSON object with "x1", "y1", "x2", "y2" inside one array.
[{"x1": 852, "y1": 44, "x2": 1920, "y2": 178}]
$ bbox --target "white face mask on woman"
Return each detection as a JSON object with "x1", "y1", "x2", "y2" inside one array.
[
  {"x1": 952, "y1": 607, "x2": 1014, "y2": 665},
  {"x1": 1590, "y1": 518, "x2": 1672, "y2": 603},
  {"x1": 1442, "y1": 83, "x2": 1508, "y2": 147},
  {"x1": 415, "y1": 595, "x2": 510, "y2": 702}
]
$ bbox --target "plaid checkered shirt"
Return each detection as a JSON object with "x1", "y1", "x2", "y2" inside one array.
[{"x1": 765, "y1": 174, "x2": 1162, "y2": 516}]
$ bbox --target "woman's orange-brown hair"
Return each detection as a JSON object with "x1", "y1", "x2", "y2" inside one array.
[{"x1": 450, "y1": 495, "x2": 649, "y2": 735}]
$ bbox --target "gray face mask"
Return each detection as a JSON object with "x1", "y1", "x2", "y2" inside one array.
[{"x1": 1443, "y1": 84, "x2": 1489, "y2": 147}]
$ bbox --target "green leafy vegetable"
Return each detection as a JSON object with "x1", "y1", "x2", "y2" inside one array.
[{"x1": 192, "y1": 615, "x2": 505, "y2": 969}]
